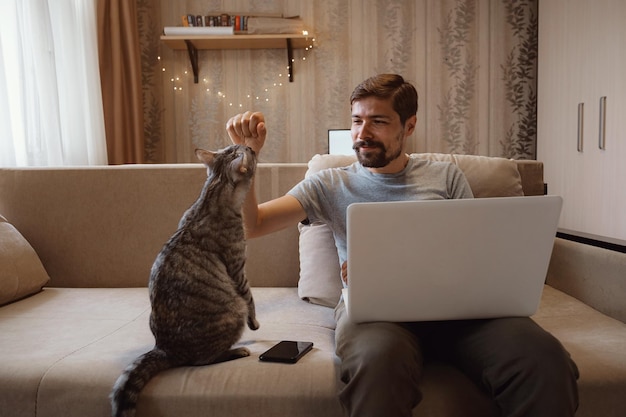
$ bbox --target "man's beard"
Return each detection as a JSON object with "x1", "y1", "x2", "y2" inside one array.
[{"x1": 353, "y1": 136, "x2": 403, "y2": 169}]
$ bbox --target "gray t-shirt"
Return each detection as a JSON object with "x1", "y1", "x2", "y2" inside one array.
[{"x1": 287, "y1": 155, "x2": 474, "y2": 265}]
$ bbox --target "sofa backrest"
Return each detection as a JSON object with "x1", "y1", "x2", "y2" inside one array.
[
  {"x1": 0, "y1": 156, "x2": 543, "y2": 289},
  {"x1": 0, "y1": 164, "x2": 307, "y2": 288},
  {"x1": 306, "y1": 153, "x2": 545, "y2": 198},
  {"x1": 546, "y1": 237, "x2": 626, "y2": 323}
]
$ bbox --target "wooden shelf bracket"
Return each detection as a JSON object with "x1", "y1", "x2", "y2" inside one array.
[
  {"x1": 286, "y1": 38, "x2": 294, "y2": 82},
  {"x1": 185, "y1": 40, "x2": 199, "y2": 83}
]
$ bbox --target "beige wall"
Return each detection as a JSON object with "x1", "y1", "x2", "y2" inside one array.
[{"x1": 138, "y1": 0, "x2": 538, "y2": 163}]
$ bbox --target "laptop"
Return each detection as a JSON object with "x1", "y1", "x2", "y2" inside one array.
[
  {"x1": 328, "y1": 129, "x2": 353, "y2": 155},
  {"x1": 343, "y1": 195, "x2": 562, "y2": 323}
]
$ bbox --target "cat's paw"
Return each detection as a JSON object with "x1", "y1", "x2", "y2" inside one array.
[{"x1": 248, "y1": 317, "x2": 260, "y2": 330}]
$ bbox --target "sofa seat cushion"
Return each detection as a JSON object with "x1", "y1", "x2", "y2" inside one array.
[
  {"x1": 0, "y1": 287, "x2": 341, "y2": 417},
  {"x1": 3, "y1": 285, "x2": 625, "y2": 417},
  {"x1": 0, "y1": 286, "x2": 496, "y2": 417},
  {"x1": 532, "y1": 285, "x2": 626, "y2": 417}
]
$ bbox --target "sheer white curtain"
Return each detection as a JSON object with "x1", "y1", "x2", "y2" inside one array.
[{"x1": 0, "y1": 0, "x2": 108, "y2": 166}]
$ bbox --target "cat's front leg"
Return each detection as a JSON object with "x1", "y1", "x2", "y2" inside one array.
[
  {"x1": 248, "y1": 316, "x2": 260, "y2": 330},
  {"x1": 236, "y1": 276, "x2": 259, "y2": 330},
  {"x1": 247, "y1": 303, "x2": 260, "y2": 330}
]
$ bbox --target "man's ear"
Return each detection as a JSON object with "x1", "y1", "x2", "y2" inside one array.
[{"x1": 404, "y1": 115, "x2": 417, "y2": 136}]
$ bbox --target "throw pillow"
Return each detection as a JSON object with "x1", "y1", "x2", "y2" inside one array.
[
  {"x1": 306, "y1": 153, "x2": 357, "y2": 174},
  {"x1": 297, "y1": 154, "x2": 356, "y2": 307},
  {"x1": 297, "y1": 222, "x2": 343, "y2": 307},
  {"x1": 450, "y1": 154, "x2": 524, "y2": 197},
  {"x1": 0, "y1": 214, "x2": 50, "y2": 305}
]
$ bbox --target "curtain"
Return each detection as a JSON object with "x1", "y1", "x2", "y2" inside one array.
[
  {"x1": 0, "y1": 0, "x2": 108, "y2": 166},
  {"x1": 97, "y1": 0, "x2": 145, "y2": 164}
]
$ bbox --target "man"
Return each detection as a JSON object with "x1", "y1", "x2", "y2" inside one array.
[{"x1": 226, "y1": 74, "x2": 579, "y2": 417}]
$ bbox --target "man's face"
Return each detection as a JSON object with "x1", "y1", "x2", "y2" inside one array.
[{"x1": 351, "y1": 97, "x2": 414, "y2": 171}]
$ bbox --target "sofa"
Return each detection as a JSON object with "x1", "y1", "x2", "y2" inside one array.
[{"x1": 1, "y1": 153, "x2": 625, "y2": 417}]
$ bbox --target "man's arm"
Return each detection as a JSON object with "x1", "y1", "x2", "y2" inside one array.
[
  {"x1": 244, "y1": 194, "x2": 307, "y2": 239},
  {"x1": 227, "y1": 111, "x2": 307, "y2": 239}
]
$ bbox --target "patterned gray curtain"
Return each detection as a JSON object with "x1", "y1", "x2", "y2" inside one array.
[{"x1": 436, "y1": 0, "x2": 538, "y2": 159}]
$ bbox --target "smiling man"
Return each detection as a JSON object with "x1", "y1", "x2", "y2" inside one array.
[
  {"x1": 350, "y1": 77, "x2": 415, "y2": 172},
  {"x1": 226, "y1": 74, "x2": 579, "y2": 417}
]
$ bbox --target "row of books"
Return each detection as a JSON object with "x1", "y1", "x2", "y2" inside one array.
[
  {"x1": 163, "y1": 12, "x2": 306, "y2": 37},
  {"x1": 183, "y1": 14, "x2": 249, "y2": 31}
]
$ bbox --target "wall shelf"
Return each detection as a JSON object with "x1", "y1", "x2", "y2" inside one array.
[{"x1": 160, "y1": 33, "x2": 314, "y2": 83}]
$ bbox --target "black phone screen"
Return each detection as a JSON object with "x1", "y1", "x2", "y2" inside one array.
[{"x1": 259, "y1": 341, "x2": 314, "y2": 363}]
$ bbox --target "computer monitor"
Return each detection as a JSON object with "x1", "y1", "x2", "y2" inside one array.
[{"x1": 328, "y1": 129, "x2": 353, "y2": 155}]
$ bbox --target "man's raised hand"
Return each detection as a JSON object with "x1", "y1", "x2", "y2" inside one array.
[{"x1": 226, "y1": 111, "x2": 266, "y2": 155}]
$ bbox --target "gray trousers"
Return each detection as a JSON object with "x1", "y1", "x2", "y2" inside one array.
[{"x1": 334, "y1": 301, "x2": 579, "y2": 417}]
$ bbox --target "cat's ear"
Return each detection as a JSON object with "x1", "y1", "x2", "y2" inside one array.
[{"x1": 195, "y1": 149, "x2": 217, "y2": 167}]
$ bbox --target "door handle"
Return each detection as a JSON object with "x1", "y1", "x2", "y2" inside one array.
[
  {"x1": 577, "y1": 102, "x2": 584, "y2": 152},
  {"x1": 599, "y1": 96, "x2": 607, "y2": 150}
]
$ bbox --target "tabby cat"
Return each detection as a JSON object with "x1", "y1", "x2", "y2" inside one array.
[{"x1": 110, "y1": 145, "x2": 260, "y2": 417}]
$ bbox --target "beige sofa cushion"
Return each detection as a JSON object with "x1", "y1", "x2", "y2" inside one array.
[
  {"x1": 298, "y1": 222, "x2": 343, "y2": 307},
  {"x1": 449, "y1": 154, "x2": 524, "y2": 197},
  {"x1": 297, "y1": 155, "x2": 356, "y2": 307},
  {"x1": 298, "y1": 153, "x2": 525, "y2": 307},
  {"x1": 306, "y1": 153, "x2": 525, "y2": 198},
  {"x1": 0, "y1": 214, "x2": 50, "y2": 305},
  {"x1": 0, "y1": 287, "x2": 342, "y2": 417}
]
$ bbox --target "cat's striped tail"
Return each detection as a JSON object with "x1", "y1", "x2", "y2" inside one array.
[{"x1": 110, "y1": 348, "x2": 173, "y2": 417}]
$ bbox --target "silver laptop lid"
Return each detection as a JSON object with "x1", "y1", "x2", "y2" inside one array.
[{"x1": 345, "y1": 196, "x2": 562, "y2": 323}]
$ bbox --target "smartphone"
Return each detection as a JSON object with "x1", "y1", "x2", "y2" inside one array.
[{"x1": 259, "y1": 341, "x2": 314, "y2": 364}]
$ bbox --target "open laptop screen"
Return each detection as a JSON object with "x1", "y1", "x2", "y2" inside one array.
[{"x1": 328, "y1": 129, "x2": 353, "y2": 155}]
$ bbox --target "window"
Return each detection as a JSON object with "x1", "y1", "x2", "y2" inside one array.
[{"x1": 0, "y1": 0, "x2": 107, "y2": 166}]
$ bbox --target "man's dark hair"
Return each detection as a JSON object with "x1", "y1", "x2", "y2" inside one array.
[{"x1": 350, "y1": 74, "x2": 418, "y2": 126}]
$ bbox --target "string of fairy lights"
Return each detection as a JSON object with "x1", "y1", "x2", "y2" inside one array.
[{"x1": 158, "y1": 32, "x2": 315, "y2": 108}]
